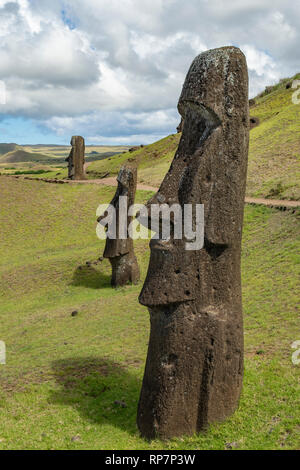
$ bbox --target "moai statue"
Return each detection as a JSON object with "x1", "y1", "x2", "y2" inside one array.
[
  {"x1": 98, "y1": 165, "x2": 140, "y2": 287},
  {"x1": 65, "y1": 136, "x2": 85, "y2": 180},
  {"x1": 137, "y1": 46, "x2": 249, "y2": 439}
]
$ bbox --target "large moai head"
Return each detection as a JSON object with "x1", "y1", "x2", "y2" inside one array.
[
  {"x1": 97, "y1": 164, "x2": 140, "y2": 287},
  {"x1": 137, "y1": 46, "x2": 249, "y2": 439},
  {"x1": 66, "y1": 136, "x2": 85, "y2": 180},
  {"x1": 139, "y1": 46, "x2": 249, "y2": 307}
]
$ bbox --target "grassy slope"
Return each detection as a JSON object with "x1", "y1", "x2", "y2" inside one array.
[
  {"x1": 247, "y1": 74, "x2": 300, "y2": 200},
  {"x1": 88, "y1": 74, "x2": 300, "y2": 199},
  {"x1": 0, "y1": 176, "x2": 299, "y2": 450},
  {"x1": 86, "y1": 134, "x2": 181, "y2": 186}
]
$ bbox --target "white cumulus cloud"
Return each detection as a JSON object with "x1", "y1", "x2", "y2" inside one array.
[{"x1": 0, "y1": 0, "x2": 299, "y2": 143}]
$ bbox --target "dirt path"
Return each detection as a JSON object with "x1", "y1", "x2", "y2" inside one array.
[
  {"x1": 7, "y1": 175, "x2": 300, "y2": 209},
  {"x1": 244, "y1": 196, "x2": 299, "y2": 209},
  {"x1": 66, "y1": 176, "x2": 158, "y2": 192},
  {"x1": 66, "y1": 178, "x2": 300, "y2": 208}
]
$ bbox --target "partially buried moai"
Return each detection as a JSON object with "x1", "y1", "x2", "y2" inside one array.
[
  {"x1": 65, "y1": 136, "x2": 85, "y2": 180},
  {"x1": 97, "y1": 165, "x2": 140, "y2": 287},
  {"x1": 137, "y1": 46, "x2": 249, "y2": 439}
]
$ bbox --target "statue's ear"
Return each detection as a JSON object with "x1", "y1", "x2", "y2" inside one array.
[{"x1": 0, "y1": 341, "x2": 5, "y2": 365}]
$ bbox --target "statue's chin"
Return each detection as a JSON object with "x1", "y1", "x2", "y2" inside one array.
[{"x1": 139, "y1": 242, "x2": 197, "y2": 307}]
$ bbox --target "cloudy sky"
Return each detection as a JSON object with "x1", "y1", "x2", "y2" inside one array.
[{"x1": 0, "y1": 0, "x2": 299, "y2": 145}]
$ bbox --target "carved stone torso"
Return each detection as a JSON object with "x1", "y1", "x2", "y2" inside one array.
[{"x1": 137, "y1": 46, "x2": 249, "y2": 439}]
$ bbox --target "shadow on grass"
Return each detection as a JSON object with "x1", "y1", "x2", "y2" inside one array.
[
  {"x1": 50, "y1": 356, "x2": 142, "y2": 436},
  {"x1": 71, "y1": 265, "x2": 111, "y2": 289}
]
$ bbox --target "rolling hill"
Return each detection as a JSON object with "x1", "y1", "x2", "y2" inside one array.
[
  {"x1": 87, "y1": 73, "x2": 300, "y2": 200},
  {"x1": 0, "y1": 149, "x2": 50, "y2": 163},
  {"x1": 0, "y1": 143, "x2": 19, "y2": 155},
  {"x1": 0, "y1": 144, "x2": 132, "y2": 167}
]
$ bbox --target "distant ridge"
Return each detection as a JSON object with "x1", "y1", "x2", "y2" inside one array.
[
  {"x1": 0, "y1": 148, "x2": 50, "y2": 163},
  {"x1": 0, "y1": 143, "x2": 19, "y2": 155}
]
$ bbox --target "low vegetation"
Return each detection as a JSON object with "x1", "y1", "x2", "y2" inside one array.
[
  {"x1": 0, "y1": 177, "x2": 299, "y2": 450},
  {"x1": 12, "y1": 169, "x2": 52, "y2": 176}
]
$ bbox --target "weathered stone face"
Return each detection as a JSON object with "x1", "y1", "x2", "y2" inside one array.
[
  {"x1": 65, "y1": 136, "x2": 85, "y2": 180},
  {"x1": 137, "y1": 46, "x2": 249, "y2": 440},
  {"x1": 98, "y1": 164, "x2": 140, "y2": 287}
]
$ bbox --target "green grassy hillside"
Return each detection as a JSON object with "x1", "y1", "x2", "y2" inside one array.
[
  {"x1": 0, "y1": 176, "x2": 299, "y2": 450},
  {"x1": 87, "y1": 74, "x2": 300, "y2": 200},
  {"x1": 86, "y1": 134, "x2": 181, "y2": 185},
  {"x1": 248, "y1": 74, "x2": 300, "y2": 200}
]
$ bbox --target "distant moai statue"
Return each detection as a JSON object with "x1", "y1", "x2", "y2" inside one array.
[
  {"x1": 98, "y1": 165, "x2": 140, "y2": 287},
  {"x1": 137, "y1": 46, "x2": 249, "y2": 439},
  {"x1": 65, "y1": 136, "x2": 85, "y2": 180}
]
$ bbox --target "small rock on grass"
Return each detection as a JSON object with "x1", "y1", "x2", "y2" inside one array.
[
  {"x1": 71, "y1": 310, "x2": 78, "y2": 317},
  {"x1": 225, "y1": 441, "x2": 240, "y2": 450},
  {"x1": 114, "y1": 400, "x2": 127, "y2": 408}
]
